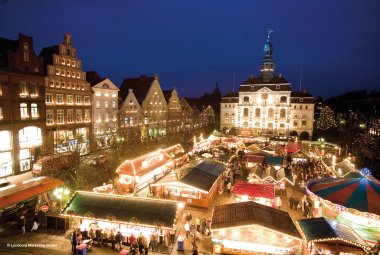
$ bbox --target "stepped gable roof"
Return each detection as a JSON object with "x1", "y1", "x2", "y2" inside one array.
[
  {"x1": 86, "y1": 71, "x2": 106, "y2": 86},
  {"x1": 211, "y1": 201, "x2": 302, "y2": 239},
  {"x1": 163, "y1": 90, "x2": 173, "y2": 104},
  {"x1": 119, "y1": 75, "x2": 155, "y2": 103}
]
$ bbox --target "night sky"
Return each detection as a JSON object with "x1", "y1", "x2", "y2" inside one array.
[{"x1": 1, "y1": 0, "x2": 379, "y2": 99}]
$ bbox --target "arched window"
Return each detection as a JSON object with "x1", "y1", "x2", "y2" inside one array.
[
  {"x1": 262, "y1": 93, "x2": 268, "y2": 100},
  {"x1": 255, "y1": 108, "x2": 261, "y2": 118},
  {"x1": 268, "y1": 108, "x2": 274, "y2": 118},
  {"x1": 19, "y1": 126, "x2": 42, "y2": 147},
  {"x1": 243, "y1": 108, "x2": 249, "y2": 117},
  {"x1": 243, "y1": 96, "x2": 249, "y2": 103},
  {"x1": 280, "y1": 109, "x2": 286, "y2": 118},
  {"x1": 268, "y1": 123, "x2": 273, "y2": 129}
]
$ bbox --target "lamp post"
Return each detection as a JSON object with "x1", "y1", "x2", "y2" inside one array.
[{"x1": 53, "y1": 186, "x2": 70, "y2": 212}]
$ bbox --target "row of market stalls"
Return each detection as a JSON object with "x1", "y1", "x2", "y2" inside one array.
[
  {"x1": 210, "y1": 201, "x2": 371, "y2": 255},
  {"x1": 61, "y1": 191, "x2": 181, "y2": 246},
  {"x1": 151, "y1": 159, "x2": 226, "y2": 208}
]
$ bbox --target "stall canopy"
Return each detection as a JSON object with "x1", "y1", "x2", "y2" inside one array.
[
  {"x1": 297, "y1": 217, "x2": 369, "y2": 252},
  {"x1": 116, "y1": 149, "x2": 172, "y2": 177},
  {"x1": 0, "y1": 176, "x2": 64, "y2": 209},
  {"x1": 250, "y1": 165, "x2": 293, "y2": 184},
  {"x1": 307, "y1": 174, "x2": 380, "y2": 215},
  {"x1": 181, "y1": 159, "x2": 225, "y2": 192},
  {"x1": 61, "y1": 191, "x2": 178, "y2": 228},
  {"x1": 245, "y1": 144, "x2": 261, "y2": 153},
  {"x1": 232, "y1": 181, "x2": 275, "y2": 199},
  {"x1": 211, "y1": 201, "x2": 302, "y2": 239}
]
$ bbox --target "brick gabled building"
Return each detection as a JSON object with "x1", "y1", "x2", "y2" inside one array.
[{"x1": 0, "y1": 33, "x2": 45, "y2": 177}]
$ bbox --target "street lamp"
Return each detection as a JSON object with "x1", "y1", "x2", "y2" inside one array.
[{"x1": 53, "y1": 187, "x2": 70, "y2": 212}]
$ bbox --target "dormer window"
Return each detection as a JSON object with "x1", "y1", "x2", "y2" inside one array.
[{"x1": 276, "y1": 85, "x2": 280, "y2": 90}]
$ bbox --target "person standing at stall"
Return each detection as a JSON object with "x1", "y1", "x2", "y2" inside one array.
[
  {"x1": 130, "y1": 239, "x2": 139, "y2": 255},
  {"x1": 95, "y1": 227, "x2": 102, "y2": 246},
  {"x1": 30, "y1": 213, "x2": 39, "y2": 232},
  {"x1": 109, "y1": 229, "x2": 115, "y2": 250},
  {"x1": 70, "y1": 231, "x2": 77, "y2": 253},
  {"x1": 115, "y1": 231, "x2": 123, "y2": 251},
  {"x1": 138, "y1": 233, "x2": 144, "y2": 254},
  {"x1": 143, "y1": 237, "x2": 149, "y2": 255},
  {"x1": 151, "y1": 231, "x2": 158, "y2": 252},
  {"x1": 195, "y1": 217, "x2": 201, "y2": 232},
  {"x1": 19, "y1": 215, "x2": 26, "y2": 235}
]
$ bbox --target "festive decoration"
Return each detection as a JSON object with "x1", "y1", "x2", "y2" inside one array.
[{"x1": 317, "y1": 106, "x2": 337, "y2": 130}]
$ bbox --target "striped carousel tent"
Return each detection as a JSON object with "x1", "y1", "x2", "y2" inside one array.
[{"x1": 307, "y1": 172, "x2": 380, "y2": 215}]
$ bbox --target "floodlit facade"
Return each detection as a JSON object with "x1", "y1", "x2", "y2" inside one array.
[
  {"x1": 221, "y1": 35, "x2": 314, "y2": 139},
  {"x1": 0, "y1": 33, "x2": 45, "y2": 176},
  {"x1": 39, "y1": 33, "x2": 92, "y2": 154},
  {"x1": 87, "y1": 72, "x2": 119, "y2": 147}
]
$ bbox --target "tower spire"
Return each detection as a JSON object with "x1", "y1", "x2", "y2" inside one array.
[{"x1": 260, "y1": 29, "x2": 275, "y2": 82}]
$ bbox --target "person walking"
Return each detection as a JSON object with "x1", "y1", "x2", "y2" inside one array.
[
  {"x1": 184, "y1": 222, "x2": 190, "y2": 239},
  {"x1": 151, "y1": 231, "x2": 158, "y2": 252},
  {"x1": 276, "y1": 197, "x2": 282, "y2": 210},
  {"x1": 130, "y1": 239, "x2": 139, "y2": 255},
  {"x1": 30, "y1": 213, "x2": 39, "y2": 232},
  {"x1": 143, "y1": 237, "x2": 149, "y2": 255},
  {"x1": 169, "y1": 225, "x2": 176, "y2": 244},
  {"x1": 89, "y1": 228, "x2": 96, "y2": 242},
  {"x1": 115, "y1": 231, "x2": 123, "y2": 251},
  {"x1": 70, "y1": 231, "x2": 77, "y2": 253},
  {"x1": 109, "y1": 230, "x2": 115, "y2": 250},
  {"x1": 138, "y1": 233, "x2": 144, "y2": 254},
  {"x1": 95, "y1": 227, "x2": 102, "y2": 246},
  {"x1": 19, "y1": 215, "x2": 26, "y2": 235},
  {"x1": 195, "y1": 217, "x2": 201, "y2": 232}
]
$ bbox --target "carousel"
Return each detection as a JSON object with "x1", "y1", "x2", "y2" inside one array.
[{"x1": 306, "y1": 172, "x2": 380, "y2": 245}]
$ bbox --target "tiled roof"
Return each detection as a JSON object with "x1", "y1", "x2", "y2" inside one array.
[
  {"x1": 119, "y1": 75, "x2": 154, "y2": 103},
  {"x1": 223, "y1": 92, "x2": 239, "y2": 97},
  {"x1": 211, "y1": 201, "x2": 302, "y2": 239},
  {"x1": 240, "y1": 84, "x2": 292, "y2": 92}
]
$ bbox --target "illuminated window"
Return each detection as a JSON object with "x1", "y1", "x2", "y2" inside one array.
[
  {"x1": 56, "y1": 94, "x2": 63, "y2": 104},
  {"x1": 96, "y1": 101, "x2": 100, "y2": 109},
  {"x1": 19, "y1": 82, "x2": 27, "y2": 96},
  {"x1": 243, "y1": 108, "x2": 249, "y2": 117},
  {"x1": 268, "y1": 108, "x2": 274, "y2": 118},
  {"x1": 243, "y1": 96, "x2": 249, "y2": 103},
  {"x1": 0, "y1": 130, "x2": 11, "y2": 151},
  {"x1": 30, "y1": 84, "x2": 37, "y2": 97},
  {"x1": 129, "y1": 116, "x2": 133, "y2": 125},
  {"x1": 67, "y1": 109, "x2": 73, "y2": 123},
  {"x1": 95, "y1": 92, "x2": 101, "y2": 96},
  {"x1": 84, "y1": 109, "x2": 90, "y2": 122},
  {"x1": 302, "y1": 121, "x2": 307, "y2": 128},
  {"x1": 57, "y1": 109, "x2": 64, "y2": 124},
  {"x1": 84, "y1": 96, "x2": 90, "y2": 105},
  {"x1": 46, "y1": 110, "x2": 54, "y2": 124},
  {"x1": 31, "y1": 103, "x2": 38, "y2": 118},
  {"x1": 76, "y1": 95, "x2": 82, "y2": 104},
  {"x1": 280, "y1": 109, "x2": 286, "y2": 118},
  {"x1": 76, "y1": 110, "x2": 82, "y2": 122},
  {"x1": 280, "y1": 96, "x2": 287, "y2": 103},
  {"x1": 105, "y1": 93, "x2": 109, "y2": 97},
  {"x1": 144, "y1": 116, "x2": 148, "y2": 124},
  {"x1": 20, "y1": 103, "x2": 28, "y2": 118},
  {"x1": 255, "y1": 108, "x2": 260, "y2": 118},
  {"x1": 46, "y1": 94, "x2": 53, "y2": 103},
  {"x1": 67, "y1": 95, "x2": 73, "y2": 104},
  {"x1": 112, "y1": 101, "x2": 116, "y2": 109},
  {"x1": 112, "y1": 93, "x2": 117, "y2": 98},
  {"x1": 19, "y1": 126, "x2": 42, "y2": 148},
  {"x1": 104, "y1": 101, "x2": 109, "y2": 109}
]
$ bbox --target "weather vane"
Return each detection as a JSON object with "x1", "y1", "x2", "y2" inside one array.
[{"x1": 267, "y1": 28, "x2": 273, "y2": 41}]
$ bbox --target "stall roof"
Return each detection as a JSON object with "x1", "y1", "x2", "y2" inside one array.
[
  {"x1": 335, "y1": 160, "x2": 356, "y2": 176},
  {"x1": 287, "y1": 142, "x2": 301, "y2": 154},
  {"x1": 212, "y1": 201, "x2": 302, "y2": 239},
  {"x1": 250, "y1": 165, "x2": 293, "y2": 184},
  {"x1": 297, "y1": 218, "x2": 368, "y2": 250},
  {"x1": 266, "y1": 156, "x2": 284, "y2": 165},
  {"x1": 0, "y1": 177, "x2": 64, "y2": 209},
  {"x1": 232, "y1": 181, "x2": 275, "y2": 199},
  {"x1": 181, "y1": 159, "x2": 225, "y2": 192},
  {"x1": 245, "y1": 144, "x2": 261, "y2": 153},
  {"x1": 61, "y1": 191, "x2": 178, "y2": 228},
  {"x1": 262, "y1": 146, "x2": 275, "y2": 152},
  {"x1": 291, "y1": 150, "x2": 310, "y2": 159},
  {"x1": 116, "y1": 149, "x2": 172, "y2": 177},
  {"x1": 163, "y1": 144, "x2": 185, "y2": 158}
]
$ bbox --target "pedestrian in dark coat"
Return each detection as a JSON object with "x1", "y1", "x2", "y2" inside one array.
[{"x1": 289, "y1": 196, "x2": 294, "y2": 209}]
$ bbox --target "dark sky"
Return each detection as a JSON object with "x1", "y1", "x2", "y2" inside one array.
[{"x1": 1, "y1": 0, "x2": 379, "y2": 99}]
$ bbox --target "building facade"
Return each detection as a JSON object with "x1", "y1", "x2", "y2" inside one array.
[
  {"x1": 119, "y1": 88, "x2": 142, "y2": 141},
  {"x1": 87, "y1": 72, "x2": 119, "y2": 147},
  {"x1": 39, "y1": 33, "x2": 92, "y2": 154},
  {"x1": 0, "y1": 33, "x2": 45, "y2": 177},
  {"x1": 119, "y1": 75, "x2": 167, "y2": 140},
  {"x1": 220, "y1": 35, "x2": 314, "y2": 139},
  {"x1": 163, "y1": 89, "x2": 182, "y2": 135}
]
